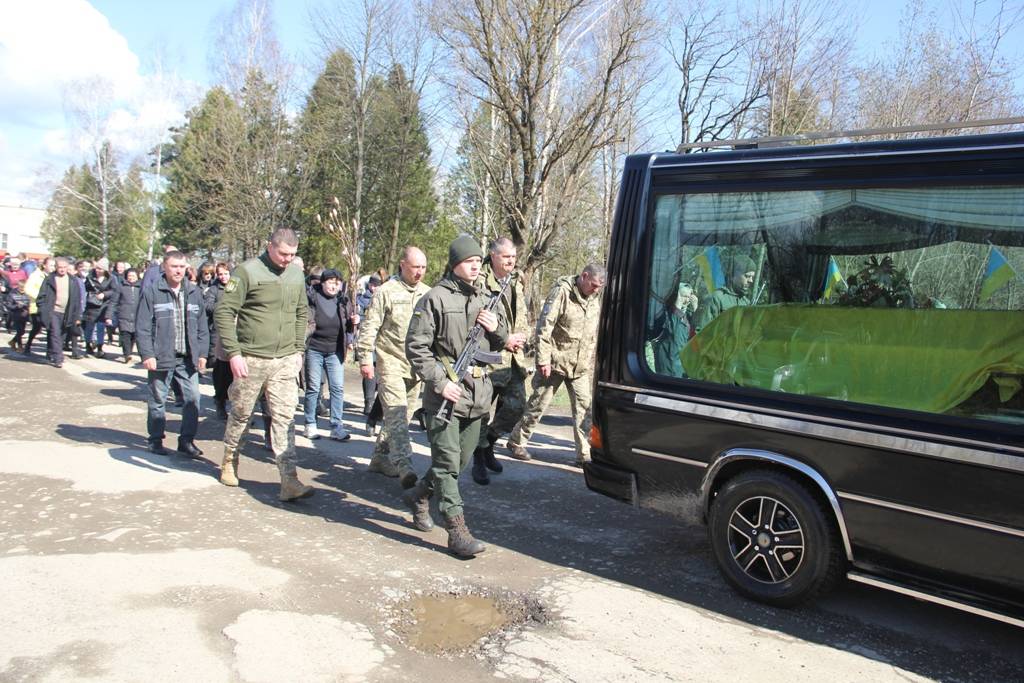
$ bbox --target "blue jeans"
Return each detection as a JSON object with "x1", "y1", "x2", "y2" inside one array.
[
  {"x1": 304, "y1": 348, "x2": 344, "y2": 427},
  {"x1": 147, "y1": 356, "x2": 200, "y2": 445},
  {"x1": 84, "y1": 319, "x2": 106, "y2": 346}
]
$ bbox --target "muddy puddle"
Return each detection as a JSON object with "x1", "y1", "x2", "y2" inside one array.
[
  {"x1": 407, "y1": 595, "x2": 508, "y2": 651},
  {"x1": 392, "y1": 588, "x2": 548, "y2": 655}
]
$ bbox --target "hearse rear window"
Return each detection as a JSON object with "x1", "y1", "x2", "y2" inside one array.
[{"x1": 644, "y1": 185, "x2": 1024, "y2": 425}]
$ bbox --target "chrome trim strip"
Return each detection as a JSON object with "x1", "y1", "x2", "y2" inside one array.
[
  {"x1": 838, "y1": 492, "x2": 1024, "y2": 539},
  {"x1": 847, "y1": 572, "x2": 1024, "y2": 629},
  {"x1": 699, "y1": 449, "x2": 855, "y2": 562},
  {"x1": 651, "y1": 142, "x2": 1024, "y2": 170},
  {"x1": 597, "y1": 382, "x2": 1024, "y2": 469},
  {"x1": 631, "y1": 448, "x2": 707, "y2": 469}
]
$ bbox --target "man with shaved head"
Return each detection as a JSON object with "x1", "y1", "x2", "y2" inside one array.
[
  {"x1": 355, "y1": 245, "x2": 430, "y2": 490},
  {"x1": 215, "y1": 228, "x2": 313, "y2": 502}
]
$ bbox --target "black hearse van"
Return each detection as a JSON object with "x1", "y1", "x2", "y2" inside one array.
[{"x1": 585, "y1": 130, "x2": 1024, "y2": 627}]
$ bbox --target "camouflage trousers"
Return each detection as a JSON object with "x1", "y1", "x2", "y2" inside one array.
[
  {"x1": 223, "y1": 355, "x2": 301, "y2": 477},
  {"x1": 477, "y1": 365, "x2": 527, "y2": 448},
  {"x1": 369, "y1": 371, "x2": 420, "y2": 479},
  {"x1": 509, "y1": 371, "x2": 593, "y2": 463}
]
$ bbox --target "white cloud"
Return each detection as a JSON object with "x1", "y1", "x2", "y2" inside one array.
[
  {"x1": 41, "y1": 128, "x2": 71, "y2": 157},
  {"x1": 0, "y1": 0, "x2": 141, "y2": 124},
  {"x1": 0, "y1": 1, "x2": 195, "y2": 205}
]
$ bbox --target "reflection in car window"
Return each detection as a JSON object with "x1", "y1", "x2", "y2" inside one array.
[{"x1": 645, "y1": 185, "x2": 1024, "y2": 425}]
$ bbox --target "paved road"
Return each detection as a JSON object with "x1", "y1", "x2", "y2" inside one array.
[{"x1": 1, "y1": 334, "x2": 1021, "y2": 682}]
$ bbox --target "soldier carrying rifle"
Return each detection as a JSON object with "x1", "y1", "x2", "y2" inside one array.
[{"x1": 403, "y1": 235, "x2": 508, "y2": 557}]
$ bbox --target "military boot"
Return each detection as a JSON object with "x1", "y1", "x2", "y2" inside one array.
[
  {"x1": 367, "y1": 455, "x2": 399, "y2": 477},
  {"x1": 279, "y1": 473, "x2": 314, "y2": 502},
  {"x1": 444, "y1": 514, "x2": 485, "y2": 557},
  {"x1": 278, "y1": 462, "x2": 314, "y2": 502},
  {"x1": 220, "y1": 447, "x2": 239, "y2": 487},
  {"x1": 398, "y1": 467, "x2": 418, "y2": 490},
  {"x1": 471, "y1": 449, "x2": 490, "y2": 485},
  {"x1": 482, "y1": 431, "x2": 502, "y2": 473},
  {"x1": 402, "y1": 480, "x2": 434, "y2": 531},
  {"x1": 508, "y1": 442, "x2": 532, "y2": 461}
]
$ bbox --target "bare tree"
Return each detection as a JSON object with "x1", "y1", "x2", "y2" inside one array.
[
  {"x1": 432, "y1": 0, "x2": 650, "y2": 281},
  {"x1": 752, "y1": 0, "x2": 857, "y2": 136},
  {"x1": 664, "y1": 2, "x2": 768, "y2": 150},
  {"x1": 856, "y1": 0, "x2": 1023, "y2": 135},
  {"x1": 61, "y1": 77, "x2": 119, "y2": 258},
  {"x1": 310, "y1": 0, "x2": 392, "y2": 261},
  {"x1": 205, "y1": 0, "x2": 295, "y2": 258},
  {"x1": 210, "y1": 0, "x2": 291, "y2": 96}
]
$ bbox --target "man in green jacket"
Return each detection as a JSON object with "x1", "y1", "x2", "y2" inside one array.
[
  {"x1": 695, "y1": 255, "x2": 755, "y2": 332},
  {"x1": 214, "y1": 228, "x2": 313, "y2": 502},
  {"x1": 403, "y1": 235, "x2": 508, "y2": 557},
  {"x1": 471, "y1": 237, "x2": 529, "y2": 485},
  {"x1": 507, "y1": 263, "x2": 605, "y2": 466}
]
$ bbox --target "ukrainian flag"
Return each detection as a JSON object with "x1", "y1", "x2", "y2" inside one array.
[
  {"x1": 979, "y1": 247, "x2": 1016, "y2": 302},
  {"x1": 822, "y1": 256, "x2": 844, "y2": 299},
  {"x1": 695, "y1": 246, "x2": 725, "y2": 294}
]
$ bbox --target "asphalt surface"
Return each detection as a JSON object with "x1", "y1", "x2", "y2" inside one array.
[{"x1": 1, "y1": 332, "x2": 1022, "y2": 682}]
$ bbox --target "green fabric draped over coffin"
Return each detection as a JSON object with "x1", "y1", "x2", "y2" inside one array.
[{"x1": 681, "y1": 306, "x2": 1024, "y2": 414}]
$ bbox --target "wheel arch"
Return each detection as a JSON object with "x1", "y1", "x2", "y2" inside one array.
[{"x1": 700, "y1": 448, "x2": 854, "y2": 562}]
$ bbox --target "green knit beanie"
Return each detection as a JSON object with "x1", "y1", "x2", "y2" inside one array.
[{"x1": 448, "y1": 234, "x2": 483, "y2": 268}]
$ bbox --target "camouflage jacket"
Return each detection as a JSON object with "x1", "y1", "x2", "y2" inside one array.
[
  {"x1": 355, "y1": 276, "x2": 430, "y2": 379},
  {"x1": 535, "y1": 275, "x2": 601, "y2": 379},
  {"x1": 482, "y1": 264, "x2": 530, "y2": 373},
  {"x1": 405, "y1": 273, "x2": 508, "y2": 419}
]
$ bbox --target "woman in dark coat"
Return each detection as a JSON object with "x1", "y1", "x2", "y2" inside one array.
[
  {"x1": 111, "y1": 268, "x2": 142, "y2": 363},
  {"x1": 83, "y1": 261, "x2": 115, "y2": 358},
  {"x1": 205, "y1": 262, "x2": 232, "y2": 419},
  {"x1": 650, "y1": 281, "x2": 699, "y2": 378}
]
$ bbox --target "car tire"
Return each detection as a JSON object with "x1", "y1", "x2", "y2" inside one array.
[{"x1": 708, "y1": 468, "x2": 844, "y2": 607}]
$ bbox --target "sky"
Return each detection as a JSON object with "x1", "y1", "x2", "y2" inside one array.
[{"x1": 0, "y1": 0, "x2": 1021, "y2": 209}]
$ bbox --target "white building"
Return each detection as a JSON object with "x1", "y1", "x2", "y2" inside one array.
[{"x1": 0, "y1": 204, "x2": 49, "y2": 259}]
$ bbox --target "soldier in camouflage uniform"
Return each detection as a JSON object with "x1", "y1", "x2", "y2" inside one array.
[
  {"x1": 471, "y1": 237, "x2": 529, "y2": 485},
  {"x1": 507, "y1": 263, "x2": 606, "y2": 466},
  {"x1": 403, "y1": 234, "x2": 507, "y2": 557},
  {"x1": 214, "y1": 228, "x2": 314, "y2": 502},
  {"x1": 355, "y1": 246, "x2": 430, "y2": 490},
  {"x1": 695, "y1": 255, "x2": 755, "y2": 332}
]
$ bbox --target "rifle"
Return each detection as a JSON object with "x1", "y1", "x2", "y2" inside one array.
[{"x1": 435, "y1": 273, "x2": 514, "y2": 425}]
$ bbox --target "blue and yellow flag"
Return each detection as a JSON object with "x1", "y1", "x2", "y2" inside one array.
[
  {"x1": 695, "y1": 246, "x2": 725, "y2": 294},
  {"x1": 822, "y1": 256, "x2": 844, "y2": 299},
  {"x1": 979, "y1": 247, "x2": 1015, "y2": 302}
]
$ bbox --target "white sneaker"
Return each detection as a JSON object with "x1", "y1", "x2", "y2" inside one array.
[
  {"x1": 330, "y1": 426, "x2": 351, "y2": 442},
  {"x1": 305, "y1": 424, "x2": 320, "y2": 440}
]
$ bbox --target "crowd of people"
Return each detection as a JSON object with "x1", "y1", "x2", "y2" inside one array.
[{"x1": 0, "y1": 234, "x2": 606, "y2": 559}]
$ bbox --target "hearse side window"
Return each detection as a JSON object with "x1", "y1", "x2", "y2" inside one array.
[{"x1": 644, "y1": 185, "x2": 1024, "y2": 425}]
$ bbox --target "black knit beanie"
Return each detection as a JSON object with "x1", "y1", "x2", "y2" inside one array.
[{"x1": 448, "y1": 234, "x2": 483, "y2": 268}]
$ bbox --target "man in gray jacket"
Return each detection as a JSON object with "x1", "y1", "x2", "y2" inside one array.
[{"x1": 136, "y1": 250, "x2": 209, "y2": 457}]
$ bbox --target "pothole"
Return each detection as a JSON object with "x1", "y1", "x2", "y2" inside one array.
[{"x1": 391, "y1": 587, "x2": 548, "y2": 656}]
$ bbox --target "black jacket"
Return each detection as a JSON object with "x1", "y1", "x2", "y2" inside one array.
[
  {"x1": 306, "y1": 284, "x2": 354, "y2": 361},
  {"x1": 203, "y1": 279, "x2": 226, "y2": 357},
  {"x1": 135, "y1": 276, "x2": 210, "y2": 370},
  {"x1": 36, "y1": 273, "x2": 84, "y2": 330},
  {"x1": 84, "y1": 274, "x2": 115, "y2": 322},
  {"x1": 111, "y1": 280, "x2": 142, "y2": 333}
]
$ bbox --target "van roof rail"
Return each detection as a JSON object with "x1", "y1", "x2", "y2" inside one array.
[{"x1": 674, "y1": 116, "x2": 1024, "y2": 153}]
